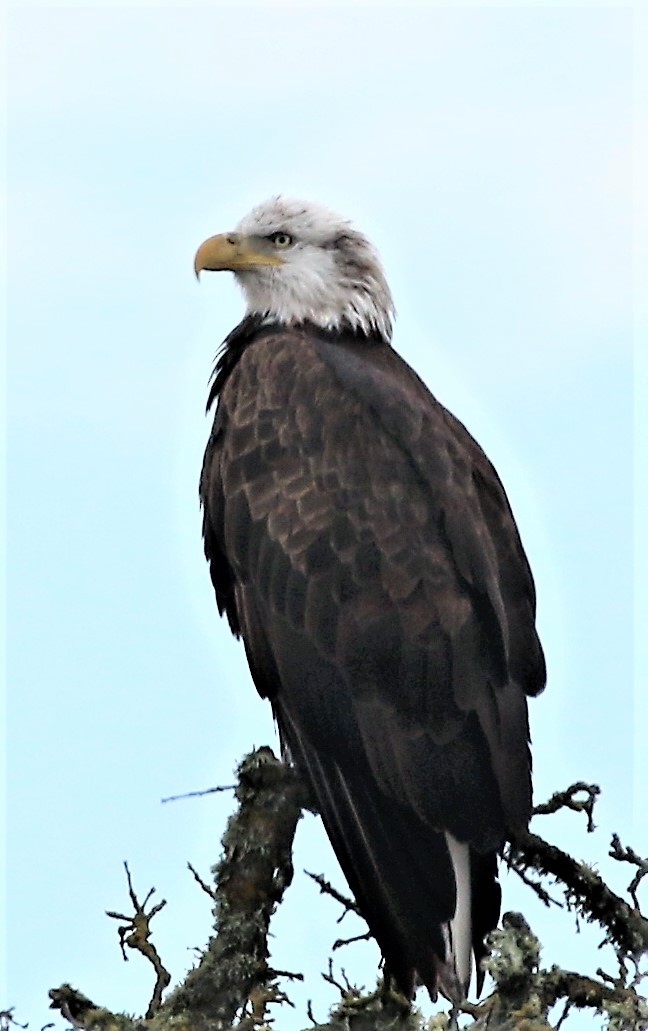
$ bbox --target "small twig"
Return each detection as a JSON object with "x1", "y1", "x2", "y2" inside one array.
[
  {"x1": 340, "y1": 968, "x2": 356, "y2": 994},
  {"x1": 533, "y1": 782, "x2": 600, "y2": 832},
  {"x1": 305, "y1": 871, "x2": 362, "y2": 919},
  {"x1": 270, "y1": 968, "x2": 305, "y2": 983},
  {"x1": 239, "y1": 982, "x2": 296, "y2": 1028},
  {"x1": 623, "y1": 953, "x2": 648, "y2": 993},
  {"x1": 610, "y1": 834, "x2": 648, "y2": 910},
  {"x1": 332, "y1": 930, "x2": 372, "y2": 951},
  {"x1": 554, "y1": 998, "x2": 572, "y2": 1030},
  {"x1": 105, "y1": 861, "x2": 171, "y2": 1018},
  {"x1": 306, "y1": 999, "x2": 318, "y2": 1025},
  {"x1": 322, "y1": 958, "x2": 361, "y2": 999},
  {"x1": 0, "y1": 1010, "x2": 28, "y2": 1031},
  {"x1": 510, "y1": 861, "x2": 563, "y2": 909},
  {"x1": 161, "y1": 784, "x2": 235, "y2": 804},
  {"x1": 597, "y1": 965, "x2": 623, "y2": 988},
  {"x1": 187, "y1": 861, "x2": 218, "y2": 901}
]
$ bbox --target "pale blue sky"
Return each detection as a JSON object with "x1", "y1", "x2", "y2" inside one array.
[{"x1": 5, "y1": 5, "x2": 641, "y2": 1029}]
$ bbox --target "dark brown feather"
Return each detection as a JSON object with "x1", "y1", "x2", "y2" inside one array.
[{"x1": 200, "y1": 319, "x2": 545, "y2": 998}]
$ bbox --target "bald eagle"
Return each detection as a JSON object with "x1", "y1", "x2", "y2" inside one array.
[{"x1": 195, "y1": 197, "x2": 545, "y2": 1002}]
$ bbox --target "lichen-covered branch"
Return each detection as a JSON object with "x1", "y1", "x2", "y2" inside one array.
[
  {"x1": 463, "y1": 914, "x2": 648, "y2": 1030},
  {"x1": 506, "y1": 828, "x2": 648, "y2": 957},
  {"x1": 610, "y1": 835, "x2": 648, "y2": 911},
  {"x1": 105, "y1": 862, "x2": 170, "y2": 1018},
  {"x1": 532, "y1": 783, "x2": 600, "y2": 833},
  {"x1": 163, "y1": 746, "x2": 309, "y2": 1027},
  {"x1": 46, "y1": 764, "x2": 648, "y2": 1031}
]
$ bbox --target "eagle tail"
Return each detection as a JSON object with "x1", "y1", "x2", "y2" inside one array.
[{"x1": 281, "y1": 713, "x2": 481, "y2": 999}]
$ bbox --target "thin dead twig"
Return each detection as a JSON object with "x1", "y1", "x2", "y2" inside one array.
[
  {"x1": 610, "y1": 834, "x2": 648, "y2": 910},
  {"x1": 305, "y1": 870, "x2": 362, "y2": 920},
  {"x1": 533, "y1": 782, "x2": 600, "y2": 832}
]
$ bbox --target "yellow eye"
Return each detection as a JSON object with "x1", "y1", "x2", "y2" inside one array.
[{"x1": 269, "y1": 232, "x2": 293, "y2": 248}]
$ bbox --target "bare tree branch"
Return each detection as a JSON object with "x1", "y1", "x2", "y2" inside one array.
[
  {"x1": 186, "y1": 861, "x2": 218, "y2": 902},
  {"x1": 105, "y1": 862, "x2": 170, "y2": 1018},
  {"x1": 533, "y1": 783, "x2": 600, "y2": 833},
  {"x1": 0, "y1": 1009, "x2": 29, "y2": 1031},
  {"x1": 161, "y1": 785, "x2": 235, "y2": 804},
  {"x1": 304, "y1": 871, "x2": 362, "y2": 919},
  {"x1": 609, "y1": 835, "x2": 648, "y2": 911},
  {"x1": 506, "y1": 827, "x2": 648, "y2": 957},
  {"x1": 164, "y1": 747, "x2": 310, "y2": 1027}
]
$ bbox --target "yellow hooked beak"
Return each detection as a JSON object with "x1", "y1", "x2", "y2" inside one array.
[{"x1": 194, "y1": 233, "x2": 284, "y2": 279}]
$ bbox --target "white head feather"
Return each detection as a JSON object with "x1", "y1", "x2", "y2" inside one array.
[{"x1": 234, "y1": 197, "x2": 395, "y2": 343}]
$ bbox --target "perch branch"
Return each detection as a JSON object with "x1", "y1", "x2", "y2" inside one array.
[{"x1": 164, "y1": 747, "x2": 310, "y2": 1027}]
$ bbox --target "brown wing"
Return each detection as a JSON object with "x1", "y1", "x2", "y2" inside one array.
[{"x1": 200, "y1": 323, "x2": 545, "y2": 994}]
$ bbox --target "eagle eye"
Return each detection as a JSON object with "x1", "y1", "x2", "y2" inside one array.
[{"x1": 268, "y1": 231, "x2": 293, "y2": 248}]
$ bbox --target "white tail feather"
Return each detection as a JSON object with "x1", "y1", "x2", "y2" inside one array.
[{"x1": 440, "y1": 832, "x2": 472, "y2": 998}]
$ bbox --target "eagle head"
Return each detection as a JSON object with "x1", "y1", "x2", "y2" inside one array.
[{"x1": 194, "y1": 196, "x2": 395, "y2": 343}]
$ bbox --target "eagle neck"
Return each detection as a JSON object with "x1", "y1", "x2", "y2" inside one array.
[
  {"x1": 206, "y1": 313, "x2": 267, "y2": 412},
  {"x1": 206, "y1": 316, "x2": 386, "y2": 412}
]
